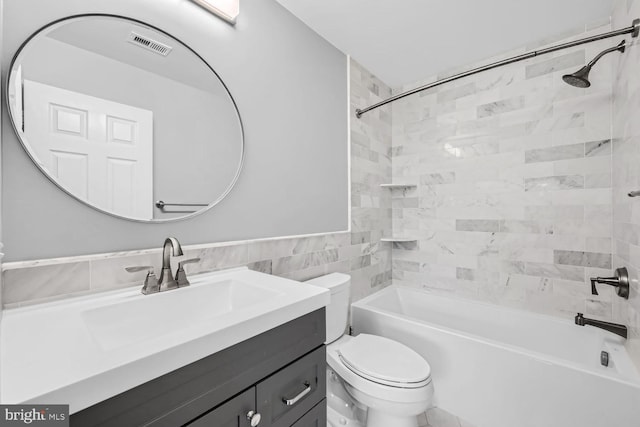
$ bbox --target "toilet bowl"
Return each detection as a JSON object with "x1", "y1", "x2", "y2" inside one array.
[{"x1": 306, "y1": 273, "x2": 434, "y2": 427}]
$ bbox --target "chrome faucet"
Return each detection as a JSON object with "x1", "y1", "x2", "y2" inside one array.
[
  {"x1": 158, "y1": 237, "x2": 184, "y2": 291},
  {"x1": 575, "y1": 313, "x2": 627, "y2": 339},
  {"x1": 126, "y1": 237, "x2": 200, "y2": 295}
]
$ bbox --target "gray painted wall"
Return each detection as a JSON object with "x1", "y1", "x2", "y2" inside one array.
[{"x1": 1, "y1": 0, "x2": 348, "y2": 261}]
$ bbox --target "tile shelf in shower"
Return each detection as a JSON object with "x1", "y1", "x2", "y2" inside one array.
[
  {"x1": 380, "y1": 237, "x2": 418, "y2": 242},
  {"x1": 380, "y1": 183, "x2": 417, "y2": 189}
]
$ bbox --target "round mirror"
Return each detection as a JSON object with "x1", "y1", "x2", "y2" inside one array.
[{"x1": 6, "y1": 14, "x2": 244, "y2": 222}]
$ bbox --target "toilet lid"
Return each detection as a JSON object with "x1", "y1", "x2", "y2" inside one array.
[{"x1": 337, "y1": 334, "x2": 431, "y2": 388}]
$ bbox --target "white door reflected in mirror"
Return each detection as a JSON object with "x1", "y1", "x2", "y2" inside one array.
[
  {"x1": 24, "y1": 80, "x2": 154, "y2": 220},
  {"x1": 7, "y1": 14, "x2": 244, "y2": 222}
]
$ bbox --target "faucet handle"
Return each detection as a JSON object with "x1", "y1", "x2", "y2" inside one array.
[
  {"x1": 125, "y1": 266, "x2": 154, "y2": 274},
  {"x1": 175, "y1": 258, "x2": 200, "y2": 287},
  {"x1": 590, "y1": 278, "x2": 599, "y2": 296},
  {"x1": 126, "y1": 266, "x2": 160, "y2": 295},
  {"x1": 177, "y1": 258, "x2": 201, "y2": 270}
]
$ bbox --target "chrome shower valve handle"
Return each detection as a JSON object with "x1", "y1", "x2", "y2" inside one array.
[{"x1": 589, "y1": 267, "x2": 629, "y2": 299}]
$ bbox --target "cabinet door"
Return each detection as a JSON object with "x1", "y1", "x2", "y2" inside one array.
[
  {"x1": 187, "y1": 388, "x2": 255, "y2": 427},
  {"x1": 291, "y1": 400, "x2": 326, "y2": 427}
]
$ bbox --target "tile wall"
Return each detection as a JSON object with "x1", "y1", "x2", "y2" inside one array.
[
  {"x1": 0, "y1": 58, "x2": 392, "y2": 308},
  {"x1": 612, "y1": 0, "x2": 640, "y2": 367},
  {"x1": 390, "y1": 22, "x2": 618, "y2": 322},
  {"x1": 348, "y1": 59, "x2": 393, "y2": 301}
]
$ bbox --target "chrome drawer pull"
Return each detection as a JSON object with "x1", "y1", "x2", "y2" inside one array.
[{"x1": 282, "y1": 382, "x2": 311, "y2": 406}]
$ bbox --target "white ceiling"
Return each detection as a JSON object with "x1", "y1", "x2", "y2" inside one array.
[{"x1": 274, "y1": 0, "x2": 614, "y2": 88}]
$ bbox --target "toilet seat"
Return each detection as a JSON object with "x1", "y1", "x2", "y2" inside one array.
[{"x1": 337, "y1": 334, "x2": 431, "y2": 389}]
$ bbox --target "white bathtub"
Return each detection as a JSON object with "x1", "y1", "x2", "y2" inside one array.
[{"x1": 351, "y1": 286, "x2": 640, "y2": 427}]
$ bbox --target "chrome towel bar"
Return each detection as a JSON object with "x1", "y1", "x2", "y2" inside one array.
[{"x1": 155, "y1": 200, "x2": 208, "y2": 209}]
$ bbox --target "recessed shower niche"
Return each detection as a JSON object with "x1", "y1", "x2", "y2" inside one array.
[{"x1": 6, "y1": 14, "x2": 244, "y2": 222}]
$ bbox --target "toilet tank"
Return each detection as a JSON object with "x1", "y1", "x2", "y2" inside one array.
[{"x1": 306, "y1": 273, "x2": 351, "y2": 344}]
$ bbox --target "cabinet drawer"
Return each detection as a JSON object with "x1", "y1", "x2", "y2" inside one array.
[
  {"x1": 291, "y1": 400, "x2": 326, "y2": 427},
  {"x1": 186, "y1": 388, "x2": 254, "y2": 427},
  {"x1": 257, "y1": 346, "x2": 326, "y2": 427}
]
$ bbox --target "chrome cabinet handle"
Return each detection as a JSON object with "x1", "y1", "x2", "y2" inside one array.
[
  {"x1": 246, "y1": 411, "x2": 261, "y2": 427},
  {"x1": 282, "y1": 382, "x2": 311, "y2": 406}
]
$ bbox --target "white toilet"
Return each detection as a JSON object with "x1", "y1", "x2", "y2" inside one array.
[{"x1": 306, "y1": 273, "x2": 434, "y2": 427}]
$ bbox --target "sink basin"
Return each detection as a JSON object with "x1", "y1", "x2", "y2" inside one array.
[{"x1": 82, "y1": 279, "x2": 282, "y2": 351}]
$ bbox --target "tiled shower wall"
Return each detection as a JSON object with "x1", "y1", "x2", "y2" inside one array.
[
  {"x1": 348, "y1": 59, "x2": 393, "y2": 302},
  {"x1": 612, "y1": 0, "x2": 640, "y2": 365},
  {"x1": 391, "y1": 22, "x2": 618, "y2": 321},
  {"x1": 0, "y1": 58, "x2": 392, "y2": 308}
]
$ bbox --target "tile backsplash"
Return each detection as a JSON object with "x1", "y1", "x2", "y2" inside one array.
[
  {"x1": 2, "y1": 233, "x2": 356, "y2": 307},
  {"x1": 390, "y1": 21, "x2": 617, "y2": 322}
]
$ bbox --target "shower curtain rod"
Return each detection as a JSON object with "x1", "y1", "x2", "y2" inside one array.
[{"x1": 355, "y1": 18, "x2": 640, "y2": 118}]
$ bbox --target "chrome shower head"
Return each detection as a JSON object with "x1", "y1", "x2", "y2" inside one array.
[
  {"x1": 562, "y1": 40, "x2": 626, "y2": 88},
  {"x1": 562, "y1": 66, "x2": 591, "y2": 88}
]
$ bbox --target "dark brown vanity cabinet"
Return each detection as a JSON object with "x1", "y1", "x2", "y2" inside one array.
[
  {"x1": 187, "y1": 346, "x2": 326, "y2": 427},
  {"x1": 186, "y1": 388, "x2": 255, "y2": 427},
  {"x1": 71, "y1": 309, "x2": 326, "y2": 427}
]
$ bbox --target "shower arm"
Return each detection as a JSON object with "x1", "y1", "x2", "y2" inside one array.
[
  {"x1": 586, "y1": 41, "x2": 625, "y2": 68},
  {"x1": 355, "y1": 19, "x2": 640, "y2": 119}
]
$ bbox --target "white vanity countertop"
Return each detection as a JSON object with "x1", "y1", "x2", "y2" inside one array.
[{"x1": 0, "y1": 267, "x2": 330, "y2": 413}]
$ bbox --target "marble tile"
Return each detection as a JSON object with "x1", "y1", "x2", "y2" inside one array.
[
  {"x1": 585, "y1": 139, "x2": 612, "y2": 157},
  {"x1": 524, "y1": 175, "x2": 584, "y2": 191},
  {"x1": 437, "y1": 82, "x2": 477, "y2": 103},
  {"x1": 499, "y1": 220, "x2": 553, "y2": 234},
  {"x1": 477, "y1": 96, "x2": 525, "y2": 118},
  {"x1": 3, "y1": 262, "x2": 90, "y2": 305},
  {"x1": 525, "y1": 50, "x2": 585, "y2": 79},
  {"x1": 584, "y1": 173, "x2": 611, "y2": 189},
  {"x1": 456, "y1": 220, "x2": 500, "y2": 232},
  {"x1": 524, "y1": 262, "x2": 584, "y2": 281},
  {"x1": 553, "y1": 250, "x2": 612, "y2": 269},
  {"x1": 193, "y1": 244, "x2": 249, "y2": 273},
  {"x1": 525, "y1": 143, "x2": 584, "y2": 163},
  {"x1": 421, "y1": 172, "x2": 456, "y2": 185},
  {"x1": 247, "y1": 260, "x2": 272, "y2": 274}
]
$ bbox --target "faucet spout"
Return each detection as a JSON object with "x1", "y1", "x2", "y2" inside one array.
[
  {"x1": 158, "y1": 237, "x2": 184, "y2": 291},
  {"x1": 575, "y1": 313, "x2": 627, "y2": 339},
  {"x1": 163, "y1": 237, "x2": 184, "y2": 265}
]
